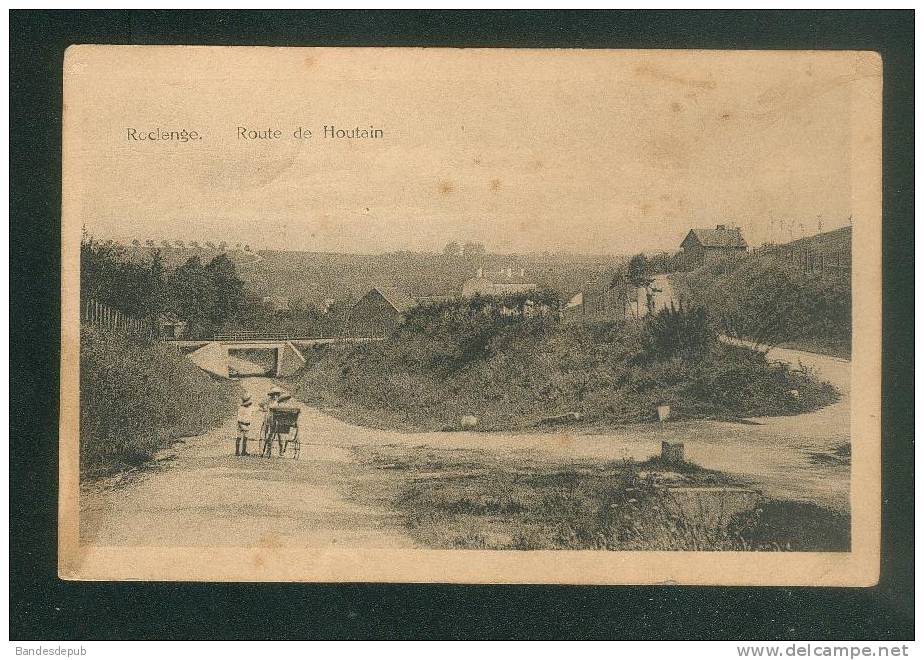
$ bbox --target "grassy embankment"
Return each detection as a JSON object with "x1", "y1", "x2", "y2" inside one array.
[
  {"x1": 286, "y1": 300, "x2": 839, "y2": 433},
  {"x1": 671, "y1": 253, "x2": 851, "y2": 359},
  {"x1": 353, "y1": 443, "x2": 849, "y2": 551},
  {"x1": 80, "y1": 327, "x2": 241, "y2": 478}
]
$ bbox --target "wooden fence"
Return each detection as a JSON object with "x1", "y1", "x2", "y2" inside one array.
[
  {"x1": 751, "y1": 244, "x2": 851, "y2": 278},
  {"x1": 82, "y1": 298, "x2": 155, "y2": 339}
]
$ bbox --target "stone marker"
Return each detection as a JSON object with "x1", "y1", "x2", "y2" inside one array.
[{"x1": 657, "y1": 404, "x2": 671, "y2": 422}]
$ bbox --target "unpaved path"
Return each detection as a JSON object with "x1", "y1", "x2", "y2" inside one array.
[
  {"x1": 82, "y1": 342, "x2": 850, "y2": 548},
  {"x1": 80, "y1": 377, "x2": 413, "y2": 548}
]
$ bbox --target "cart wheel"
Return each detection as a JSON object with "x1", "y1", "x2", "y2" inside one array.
[{"x1": 289, "y1": 427, "x2": 299, "y2": 458}]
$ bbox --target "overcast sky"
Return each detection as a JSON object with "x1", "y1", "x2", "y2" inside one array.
[{"x1": 68, "y1": 47, "x2": 877, "y2": 255}]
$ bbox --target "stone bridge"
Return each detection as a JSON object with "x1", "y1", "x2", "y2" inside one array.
[{"x1": 166, "y1": 337, "x2": 382, "y2": 379}]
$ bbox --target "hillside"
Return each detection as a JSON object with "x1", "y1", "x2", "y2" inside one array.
[
  {"x1": 672, "y1": 227, "x2": 852, "y2": 358},
  {"x1": 776, "y1": 226, "x2": 852, "y2": 258},
  {"x1": 80, "y1": 327, "x2": 241, "y2": 477},
  {"x1": 284, "y1": 301, "x2": 838, "y2": 432}
]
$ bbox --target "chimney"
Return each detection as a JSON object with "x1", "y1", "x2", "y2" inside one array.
[
  {"x1": 519, "y1": 267, "x2": 525, "y2": 277},
  {"x1": 716, "y1": 224, "x2": 726, "y2": 230}
]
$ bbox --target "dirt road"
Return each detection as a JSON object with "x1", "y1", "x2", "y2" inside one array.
[
  {"x1": 82, "y1": 344, "x2": 850, "y2": 548},
  {"x1": 80, "y1": 377, "x2": 413, "y2": 548}
]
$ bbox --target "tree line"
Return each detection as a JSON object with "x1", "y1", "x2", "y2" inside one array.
[
  {"x1": 82, "y1": 233, "x2": 248, "y2": 338},
  {"x1": 128, "y1": 239, "x2": 252, "y2": 251},
  {"x1": 442, "y1": 241, "x2": 486, "y2": 258},
  {"x1": 82, "y1": 233, "x2": 344, "y2": 339}
]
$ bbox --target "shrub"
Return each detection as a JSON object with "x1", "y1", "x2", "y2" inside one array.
[
  {"x1": 80, "y1": 327, "x2": 240, "y2": 476},
  {"x1": 641, "y1": 302, "x2": 714, "y2": 361},
  {"x1": 285, "y1": 297, "x2": 838, "y2": 430}
]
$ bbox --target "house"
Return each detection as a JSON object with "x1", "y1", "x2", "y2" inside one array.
[
  {"x1": 158, "y1": 312, "x2": 188, "y2": 339},
  {"x1": 348, "y1": 286, "x2": 417, "y2": 336},
  {"x1": 680, "y1": 224, "x2": 748, "y2": 263},
  {"x1": 261, "y1": 295, "x2": 290, "y2": 312},
  {"x1": 562, "y1": 285, "x2": 626, "y2": 324},
  {"x1": 461, "y1": 267, "x2": 537, "y2": 298}
]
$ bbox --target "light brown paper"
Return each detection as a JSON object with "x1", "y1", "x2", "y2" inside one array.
[{"x1": 60, "y1": 46, "x2": 882, "y2": 584}]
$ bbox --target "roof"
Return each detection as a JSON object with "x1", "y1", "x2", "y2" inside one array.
[
  {"x1": 466, "y1": 273, "x2": 536, "y2": 285},
  {"x1": 683, "y1": 227, "x2": 748, "y2": 249},
  {"x1": 368, "y1": 286, "x2": 416, "y2": 313},
  {"x1": 415, "y1": 295, "x2": 458, "y2": 305},
  {"x1": 564, "y1": 292, "x2": 583, "y2": 308}
]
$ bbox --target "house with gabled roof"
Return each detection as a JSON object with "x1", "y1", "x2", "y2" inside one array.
[
  {"x1": 680, "y1": 224, "x2": 748, "y2": 263},
  {"x1": 461, "y1": 267, "x2": 537, "y2": 298},
  {"x1": 348, "y1": 286, "x2": 417, "y2": 337}
]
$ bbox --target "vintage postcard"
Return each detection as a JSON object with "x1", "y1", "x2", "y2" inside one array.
[{"x1": 60, "y1": 46, "x2": 882, "y2": 584}]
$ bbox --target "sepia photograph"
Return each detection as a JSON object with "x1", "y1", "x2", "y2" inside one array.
[{"x1": 58, "y1": 46, "x2": 882, "y2": 585}]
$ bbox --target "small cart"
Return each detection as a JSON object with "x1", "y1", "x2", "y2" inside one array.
[{"x1": 262, "y1": 405, "x2": 301, "y2": 458}]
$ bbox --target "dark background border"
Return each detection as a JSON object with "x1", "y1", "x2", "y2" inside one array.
[{"x1": 10, "y1": 10, "x2": 914, "y2": 640}]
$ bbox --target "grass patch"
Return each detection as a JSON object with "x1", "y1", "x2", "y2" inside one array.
[
  {"x1": 80, "y1": 327, "x2": 241, "y2": 478},
  {"x1": 353, "y1": 445, "x2": 848, "y2": 552}
]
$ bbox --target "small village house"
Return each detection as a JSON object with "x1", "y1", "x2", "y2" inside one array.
[
  {"x1": 562, "y1": 284, "x2": 626, "y2": 324},
  {"x1": 157, "y1": 312, "x2": 188, "y2": 339},
  {"x1": 348, "y1": 286, "x2": 417, "y2": 336},
  {"x1": 261, "y1": 295, "x2": 290, "y2": 312},
  {"x1": 680, "y1": 224, "x2": 748, "y2": 263},
  {"x1": 461, "y1": 267, "x2": 537, "y2": 298}
]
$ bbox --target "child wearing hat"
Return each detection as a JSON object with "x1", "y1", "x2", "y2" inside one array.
[
  {"x1": 259, "y1": 386, "x2": 285, "y2": 442},
  {"x1": 236, "y1": 395, "x2": 253, "y2": 456}
]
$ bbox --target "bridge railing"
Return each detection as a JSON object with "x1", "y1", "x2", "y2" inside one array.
[
  {"x1": 212, "y1": 331, "x2": 296, "y2": 342},
  {"x1": 166, "y1": 329, "x2": 390, "y2": 342},
  {"x1": 210, "y1": 331, "x2": 374, "y2": 342}
]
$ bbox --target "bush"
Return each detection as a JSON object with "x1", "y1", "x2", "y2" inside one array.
[
  {"x1": 673, "y1": 256, "x2": 850, "y2": 357},
  {"x1": 80, "y1": 327, "x2": 240, "y2": 476},
  {"x1": 285, "y1": 297, "x2": 838, "y2": 431},
  {"x1": 641, "y1": 302, "x2": 714, "y2": 361}
]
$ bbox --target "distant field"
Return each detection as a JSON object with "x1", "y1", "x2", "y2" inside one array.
[{"x1": 119, "y1": 244, "x2": 626, "y2": 307}]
